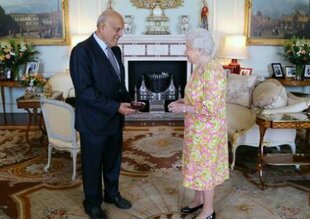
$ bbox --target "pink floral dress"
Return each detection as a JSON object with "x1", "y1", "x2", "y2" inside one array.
[{"x1": 183, "y1": 58, "x2": 229, "y2": 190}]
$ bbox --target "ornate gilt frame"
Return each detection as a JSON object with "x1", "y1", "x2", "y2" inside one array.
[
  {"x1": 245, "y1": 0, "x2": 310, "y2": 46},
  {"x1": 0, "y1": 0, "x2": 69, "y2": 45},
  {"x1": 245, "y1": 0, "x2": 283, "y2": 45}
]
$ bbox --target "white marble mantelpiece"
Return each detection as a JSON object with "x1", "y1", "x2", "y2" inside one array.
[
  {"x1": 118, "y1": 35, "x2": 191, "y2": 90},
  {"x1": 119, "y1": 35, "x2": 186, "y2": 57},
  {"x1": 119, "y1": 35, "x2": 186, "y2": 44}
]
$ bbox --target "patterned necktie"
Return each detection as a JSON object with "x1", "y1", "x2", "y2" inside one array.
[{"x1": 106, "y1": 47, "x2": 121, "y2": 80}]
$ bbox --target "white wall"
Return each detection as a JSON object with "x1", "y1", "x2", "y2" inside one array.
[{"x1": 2, "y1": 0, "x2": 305, "y2": 113}]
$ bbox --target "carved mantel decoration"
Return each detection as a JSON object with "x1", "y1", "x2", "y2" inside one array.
[
  {"x1": 130, "y1": 0, "x2": 184, "y2": 35},
  {"x1": 130, "y1": 0, "x2": 183, "y2": 9}
]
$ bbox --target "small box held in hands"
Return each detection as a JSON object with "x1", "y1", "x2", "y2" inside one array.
[{"x1": 130, "y1": 101, "x2": 146, "y2": 110}]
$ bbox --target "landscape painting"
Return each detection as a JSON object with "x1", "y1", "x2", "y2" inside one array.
[
  {"x1": 245, "y1": 0, "x2": 310, "y2": 45},
  {"x1": 0, "y1": 0, "x2": 69, "y2": 45}
]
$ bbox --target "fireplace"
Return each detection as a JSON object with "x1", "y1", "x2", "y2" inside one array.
[
  {"x1": 124, "y1": 58, "x2": 190, "y2": 112},
  {"x1": 119, "y1": 35, "x2": 191, "y2": 113}
]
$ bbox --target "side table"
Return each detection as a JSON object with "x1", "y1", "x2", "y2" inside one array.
[
  {"x1": 275, "y1": 78, "x2": 310, "y2": 87},
  {"x1": 256, "y1": 112, "x2": 310, "y2": 190},
  {"x1": 16, "y1": 92, "x2": 63, "y2": 148}
]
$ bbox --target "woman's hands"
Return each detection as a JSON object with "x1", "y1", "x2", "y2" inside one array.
[
  {"x1": 168, "y1": 99, "x2": 194, "y2": 113},
  {"x1": 168, "y1": 101, "x2": 186, "y2": 113}
]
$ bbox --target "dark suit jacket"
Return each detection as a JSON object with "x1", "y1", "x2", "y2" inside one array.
[{"x1": 69, "y1": 35, "x2": 131, "y2": 135}]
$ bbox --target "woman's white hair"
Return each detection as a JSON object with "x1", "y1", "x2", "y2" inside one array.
[{"x1": 185, "y1": 28, "x2": 215, "y2": 56}]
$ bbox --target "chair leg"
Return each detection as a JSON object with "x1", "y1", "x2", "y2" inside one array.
[
  {"x1": 288, "y1": 143, "x2": 299, "y2": 169},
  {"x1": 44, "y1": 143, "x2": 53, "y2": 172},
  {"x1": 230, "y1": 144, "x2": 238, "y2": 170},
  {"x1": 71, "y1": 151, "x2": 78, "y2": 181},
  {"x1": 288, "y1": 142, "x2": 296, "y2": 154}
]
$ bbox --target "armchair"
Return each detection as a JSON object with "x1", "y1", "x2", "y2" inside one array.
[
  {"x1": 227, "y1": 76, "x2": 309, "y2": 170},
  {"x1": 40, "y1": 98, "x2": 80, "y2": 180}
]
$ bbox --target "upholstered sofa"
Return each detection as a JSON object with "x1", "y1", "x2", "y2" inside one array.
[
  {"x1": 46, "y1": 71, "x2": 75, "y2": 101},
  {"x1": 227, "y1": 75, "x2": 309, "y2": 170}
]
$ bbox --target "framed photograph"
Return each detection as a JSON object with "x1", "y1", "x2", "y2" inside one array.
[
  {"x1": 26, "y1": 62, "x2": 40, "y2": 74},
  {"x1": 271, "y1": 63, "x2": 284, "y2": 78},
  {"x1": 304, "y1": 65, "x2": 310, "y2": 79},
  {"x1": 245, "y1": 0, "x2": 310, "y2": 45},
  {"x1": 285, "y1": 66, "x2": 296, "y2": 78},
  {"x1": 239, "y1": 67, "x2": 253, "y2": 76},
  {"x1": 0, "y1": 0, "x2": 69, "y2": 45}
]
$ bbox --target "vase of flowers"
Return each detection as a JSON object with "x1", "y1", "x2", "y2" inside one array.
[
  {"x1": 20, "y1": 73, "x2": 46, "y2": 98},
  {"x1": 282, "y1": 36, "x2": 310, "y2": 80},
  {"x1": 0, "y1": 39, "x2": 38, "y2": 81}
]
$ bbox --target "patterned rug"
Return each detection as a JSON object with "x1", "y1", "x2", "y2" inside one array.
[
  {"x1": 234, "y1": 129, "x2": 310, "y2": 189},
  {"x1": 0, "y1": 126, "x2": 309, "y2": 219},
  {"x1": 0, "y1": 126, "x2": 41, "y2": 167},
  {"x1": 121, "y1": 126, "x2": 183, "y2": 176}
]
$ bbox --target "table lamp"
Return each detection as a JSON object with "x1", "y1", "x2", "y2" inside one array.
[{"x1": 220, "y1": 35, "x2": 248, "y2": 74}]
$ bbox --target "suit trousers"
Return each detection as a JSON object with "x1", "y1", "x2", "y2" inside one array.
[{"x1": 80, "y1": 128, "x2": 123, "y2": 209}]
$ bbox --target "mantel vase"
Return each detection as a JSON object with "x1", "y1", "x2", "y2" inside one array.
[{"x1": 295, "y1": 64, "x2": 304, "y2": 80}]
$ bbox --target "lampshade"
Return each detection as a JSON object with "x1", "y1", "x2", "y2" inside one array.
[
  {"x1": 220, "y1": 35, "x2": 248, "y2": 74},
  {"x1": 70, "y1": 34, "x2": 89, "y2": 49},
  {"x1": 220, "y1": 35, "x2": 248, "y2": 59}
]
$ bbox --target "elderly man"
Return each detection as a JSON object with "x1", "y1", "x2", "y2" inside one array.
[{"x1": 70, "y1": 9, "x2": 137, "y2": 219}]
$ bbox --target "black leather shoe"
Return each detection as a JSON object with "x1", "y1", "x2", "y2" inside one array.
[
  {"x1": 181, "y1": 204, "x2": 203, "y2": 213},
  {"x1": 195, "y1": 212, "x2": 216, "y2": 219},
  {"x1": 205, "y1": 212, "x2": 216, "y2": 219},
  {"x1": 84, "y1": 207, "x2": 107, "y2": 219},
  {"x1": 104, "y1": 192, "x2": 132, "y2": 209}
]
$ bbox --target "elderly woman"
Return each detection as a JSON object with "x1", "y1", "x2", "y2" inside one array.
[{"x1": 168, "y1": 28, "x2": 229, "y2": 219}]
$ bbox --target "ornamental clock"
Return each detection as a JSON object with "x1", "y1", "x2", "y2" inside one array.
[{"x1": 130, "y1": 0, "x2": 184, "y2": 35}]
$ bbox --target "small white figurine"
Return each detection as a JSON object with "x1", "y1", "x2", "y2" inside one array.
[
  {"x1": 124, "y1": 15, "x2": 133, "y2": 34},
  {"x1": 180, "y1": 15, "x2": 189, "y2": 34}
]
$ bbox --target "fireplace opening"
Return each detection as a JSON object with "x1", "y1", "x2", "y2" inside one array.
[{"x1": 127, "y1": 60, "x2": 188, "y2": 112}]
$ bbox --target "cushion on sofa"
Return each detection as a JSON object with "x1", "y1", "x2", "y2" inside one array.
[
  {"x1": 252, "y1": 79, "x2": 287, "y2": 109},
  {"x1": 226, "y1": 74, "x2": 258, "y2": 107}
]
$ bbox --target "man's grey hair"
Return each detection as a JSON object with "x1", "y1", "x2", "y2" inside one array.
[
  {"x1": 97, "y1": 10, "x2": 109, "y2": 27},
  {"x1": 185, "y1": 28, "x2": 215, "y2": 56},
  {"x1": 97, "y1": 9, "x2": 123, "y2": 27}
]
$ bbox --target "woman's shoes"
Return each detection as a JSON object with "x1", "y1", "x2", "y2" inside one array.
[
  {"x1": 180, "y1": 204, "x2": 203, "y2": 213},
  {"x1": 205, "y1": 212, "x2": 216, "y2": 219},
  {"x1": 196, "y1": 211, "x2": 216, "y2": 219}
]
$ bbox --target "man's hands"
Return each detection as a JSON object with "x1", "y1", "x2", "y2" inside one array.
[{"x1": 118, "y1": 103, "x2": 137, "y2": 115}]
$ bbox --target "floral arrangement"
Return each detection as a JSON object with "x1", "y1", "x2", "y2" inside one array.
[
  {"x1": 282, "y1": 36, "x2": 310, "y2": 78},
  {"x1": 0, "y1": 39, "x2": 38, "y2": 70},
  {"x1": 20, "y1": 73, "x2": 46, "y2": 87},
  {"x1": 282, "y1": 36, "x2": 310, "y2": 65}
]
